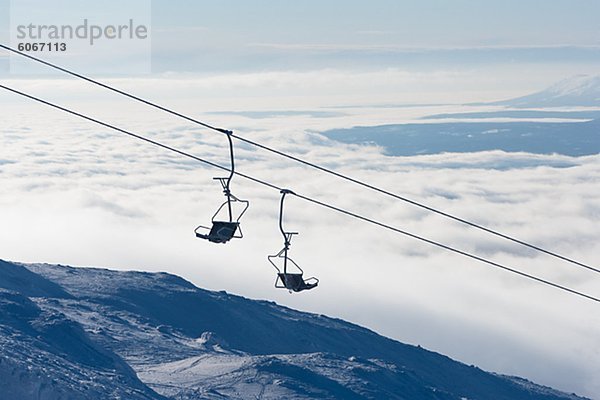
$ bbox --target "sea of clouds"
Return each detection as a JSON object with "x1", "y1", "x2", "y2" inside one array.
[{"x1": 1, "y1": 75, "x2": 599, "y2": 398}]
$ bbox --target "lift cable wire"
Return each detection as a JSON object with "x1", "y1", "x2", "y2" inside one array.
[
  {"x1": 1, "y1": 43, "x2": 596, "y2": 276},
  {"x1": 1, "y1": 83, "x2": 598, "y2": 305}
]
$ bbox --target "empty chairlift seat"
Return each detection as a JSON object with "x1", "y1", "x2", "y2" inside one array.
[
  {"x1": 195, "y1": 221, "x2": 239, "y2": 243},
  {"x1": 276, "y1": 272, "x2": 319, "y2": 292},
  {"x1": 194, "y1": 131, "x2": 249, "y2": 245},
  {"x1": 268, "y1": 189, "x2": 319, "y2": 293}
]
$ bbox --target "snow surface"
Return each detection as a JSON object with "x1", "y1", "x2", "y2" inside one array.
[
  {"x1": 494, "y1": 75, "x2": 600, "y2": 107},
  {"x1": 0, "y1": 259, "x2": 590, "y2": 399}
]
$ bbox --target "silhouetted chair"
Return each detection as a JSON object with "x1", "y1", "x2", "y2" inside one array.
[
  {"x1": 195, "y1": 221, "x2": 239, "y2": 243},
  {"x1": 276, "y1": 272, "x2": 319, "y2": 292}
]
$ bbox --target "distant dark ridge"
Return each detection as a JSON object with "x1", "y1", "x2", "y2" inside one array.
[
  {"x1": 323, "y1": 119, "x2": 600, "y2": 157},
  {"x1": 422, "y1": 110, "x2": 600, "y2": 120}
]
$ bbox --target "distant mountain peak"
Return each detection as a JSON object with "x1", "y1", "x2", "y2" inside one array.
[
  {"x1": 544, "y1": 74, "x2": 600, "y2": 98},
  {"x1": 493, "y1": 74, "x2": 600, "y2": 108}
]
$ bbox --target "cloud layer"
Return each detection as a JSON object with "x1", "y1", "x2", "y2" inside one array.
[{"x1": 1, "y1": 77, "x2": 599, "y2": 398}]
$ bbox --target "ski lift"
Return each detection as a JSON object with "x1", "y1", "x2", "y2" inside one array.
[
  {"x1": 268, "y1": 189, "x2": 319, "y2": 292},
  {"x1": 195, "y1": 130, "x2": 249, "y2": 244}
]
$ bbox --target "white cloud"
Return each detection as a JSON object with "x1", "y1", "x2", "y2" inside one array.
[
  {"x1": 248, "y1": 43, "x2": 600, "y2": 52},
  {"x1": 0, "y1": 78, "x2": 599, "y2": 398},
  {"x1": 0, "y1": 66, "x2": 577, "y2": 108}
]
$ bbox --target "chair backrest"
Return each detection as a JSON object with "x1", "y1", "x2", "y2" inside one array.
[
  {"x1": 287, "y1": 273, "x2": 304, "y2": 288},
  {"x1": 208, "y1": 221, "x2": 238, "y2": 243},
  {"x1": 278, "y1": 273, "x2": 303, "y2": 291}
]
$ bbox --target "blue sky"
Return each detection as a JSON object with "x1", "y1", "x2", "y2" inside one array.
[
  {"x1": 2, "y1": 0, "x2": 599, "y2": 76},
  {"x1": 152, "y1": 0, "x2": 600, "y2": 47},
  {"x1": 147, "y1": 0, "x2": 600, "y2": 73}
]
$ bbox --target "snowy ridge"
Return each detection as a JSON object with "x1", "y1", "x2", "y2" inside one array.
[
  {"x1": 0, "y1": 288, "x2": 165, "y2": 400},
  {"x1": 545, "y1": 75, "x2": 600, "y2": 99},
  {"x1": 493, "y1": 75, "x2": 600, "y2": 107},
  {"x1": 0, "y1": 259, "x2": 589, "y2": 399}
]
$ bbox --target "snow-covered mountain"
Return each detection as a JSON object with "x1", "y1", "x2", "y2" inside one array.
[
  {"x1": 493, "y1": 75, "x2": 600, "y2": 108},
  {"x1": 0, "y1": 259, "x2": 589, "y2": 399}
]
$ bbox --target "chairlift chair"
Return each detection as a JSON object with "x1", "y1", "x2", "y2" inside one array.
[
  {"x1": 195, "y1": 131, "x2": 249, "y2": 244},
  {"x1": 268, "y1": 189, "x2": 319, "y2": 292}
]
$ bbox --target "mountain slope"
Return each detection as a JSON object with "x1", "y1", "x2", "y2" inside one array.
[
  {"x1": 0, "y1": 260, "x2": 589, "y2": 400},
  {"x1": 0, "y1": 260, "x2": 166, "y2": 399}
]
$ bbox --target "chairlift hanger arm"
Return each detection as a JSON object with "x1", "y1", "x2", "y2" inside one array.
[
  {"x1": 225, "y1": 131, "x2": 235, "y2": 192},
  {"x1": 224, "y1": 131, "x2": 236, "y2": 221},
  {"x1": 278, "y1": 189, "x2": 295, "y2": 244}
]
